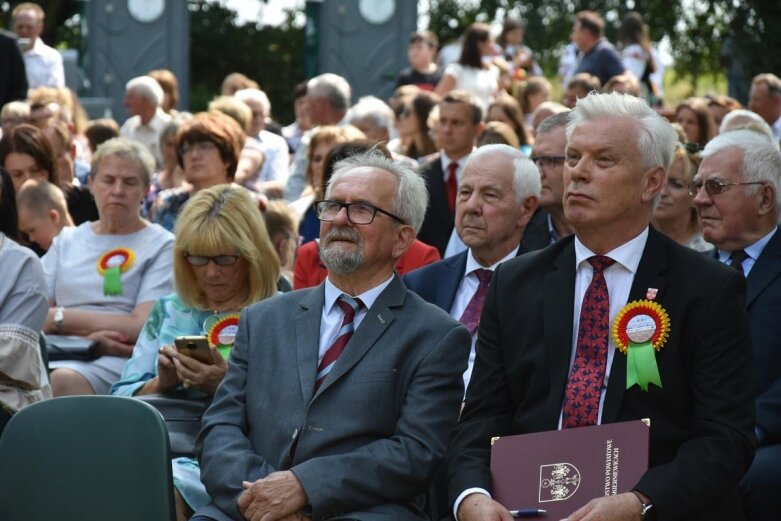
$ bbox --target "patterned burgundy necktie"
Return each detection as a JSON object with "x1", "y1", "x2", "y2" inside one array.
[
  {"x1": 315, "y1": 295, "x2": 362, "y2": 391},
  {"x1": 458, "y1": 269, "x2": 493, "y2": 335},
  {"x1": 562, "y1": 255, "x2": 615, "y2": 428},
  {"x1": 446, "y1": 162, "x2": 458, "y2": 214}
]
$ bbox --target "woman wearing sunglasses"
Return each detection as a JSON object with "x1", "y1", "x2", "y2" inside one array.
[
  {"x1": 652, "y1": 144, "x2": 710, "y2": 251},
  {"x1": 111, "y1": 184, "x2": 279, "y2": 520}
]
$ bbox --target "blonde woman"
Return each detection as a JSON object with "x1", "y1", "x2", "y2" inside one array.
[{"x1": 112, "y1": 184, "x2": 280, "y2": 519}]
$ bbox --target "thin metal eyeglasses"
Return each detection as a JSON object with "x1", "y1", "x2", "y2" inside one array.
[
  {"x1": 530, "y1": 155, "x2": 566, "y2": 169},
  {"x1": 688, "y1": 178, "x2": 765, "y2": 197},
  {"x1": 315, "y1": 200, "x2": 405, "y2": 225},
  {"x1": 184, "y1": 253, "x2": 240, "y2": 266}
]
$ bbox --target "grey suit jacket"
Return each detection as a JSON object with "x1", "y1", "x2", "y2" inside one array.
[{"x1": 195, "y1": 276, "x2": 471, "y2": 521}]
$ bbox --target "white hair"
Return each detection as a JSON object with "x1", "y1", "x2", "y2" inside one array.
[
  {"x1": 326, "y1": 151, "x2": 428, "y2": 232},
  {"x1": 234, "y1": 88, "x2": 271, "y2": 117},
  {"x1": 125, "y1": 76, "x2": 164, "y2": 108},
  {"x1": 702, "y1": 129, "x2": 781, "y2": 210},
  {"x1": 467, "y1": 144, "x2": 542, "y2": 203},
  {"x1": 308, "y1": 73, "x2": 352, "y2": 113},
  {"x1": 719, "y1": 109, "x2": 774, "y2": 140},
  {"x1": 347, "y1": 96, "x2": 395, "y2": 131},
  {"x1": 568, "y1": 92, "x2": 678, "y2": 170}
]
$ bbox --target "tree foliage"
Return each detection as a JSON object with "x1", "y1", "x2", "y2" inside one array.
[
  {"x1": 188, "y1": 0, "x2": 304, "y2": 123},
  {"x1": 423, "y1": 0, "x2": 779, "y2": 94}
]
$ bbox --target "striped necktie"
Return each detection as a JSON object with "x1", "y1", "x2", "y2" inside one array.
[{"x1": 315, "y1": 294, "x2": 362, "y2": 391}]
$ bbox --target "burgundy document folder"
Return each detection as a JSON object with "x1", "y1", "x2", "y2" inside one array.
[{"x1": 490, "y1": 419, "x2": 650, "y2": 517}]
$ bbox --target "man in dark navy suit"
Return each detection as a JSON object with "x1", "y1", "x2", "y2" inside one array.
[
  {"x1": 404, "y1": 144, "x2": 539, "y2": 390},
  {"x1": 0, "y1": 29, "x2": 27, "y2": 110},
  {"x1": 693, "y1": 128, "x2": 781, "y2": 521}
]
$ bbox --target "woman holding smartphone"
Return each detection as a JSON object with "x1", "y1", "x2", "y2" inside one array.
[{"x1": 111, "y1": 183, "x2": 279, "y2": 520}]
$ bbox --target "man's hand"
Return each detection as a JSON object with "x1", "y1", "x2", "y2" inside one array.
[
  {"x1": 237, "y1": 471, "x2": 308, "y2": 521},
  {"x1": 457, "y1": 492, "x2": 514, "y2": 521},
  {"x1": 88, "y1": 330, "x2": 134, "y2": 357},
  {"x1": 562, "y1": 492, "x2": 642, "y2": 521}
]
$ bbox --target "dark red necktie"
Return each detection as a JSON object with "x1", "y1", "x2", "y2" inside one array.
[
  {"x1": 445, "y1": 162, "x2": 458, "y2": 214},
  {"x1": 458, "y1": 269, "x2": 493, "y2": 335},
  {"x1": 562, "y1": 255, "x2": 615, "y2": 428},
  {"x1": 315, "y1": 295, "x2": 362, "y2": 391}
]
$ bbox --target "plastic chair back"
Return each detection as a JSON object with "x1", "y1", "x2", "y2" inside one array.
[{"x1": 0, "y1": 395, "x2": 176, "y2": 521}]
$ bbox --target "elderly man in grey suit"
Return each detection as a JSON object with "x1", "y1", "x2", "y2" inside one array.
[{"x1": 193, "y1": 151, "x2": 471, "y2": 521}]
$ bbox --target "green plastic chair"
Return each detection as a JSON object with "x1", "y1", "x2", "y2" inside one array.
[{"x1": 0, "y1": 395, "x2": 176, "y2": 521}]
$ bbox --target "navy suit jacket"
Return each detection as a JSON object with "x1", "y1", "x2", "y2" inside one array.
[
  {"x1": 402, "y1": 246, "x2": 527, "y2": 315},
  {"x1": 745, "y1": 226, "x2": 781, "y2": 442}
]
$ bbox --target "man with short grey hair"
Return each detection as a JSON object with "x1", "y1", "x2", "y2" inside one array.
[
  {"x1": 405, "y1": 144, "x2": 539, "y2": 390},
  {"x1": 524, "y1": 111, "x2": 575, "y2": 250},
  {"x1": 12, "y1": 2, "x2": 63, "y2": 88},
  {"x1": 693, "y1": 129, "x2": 781, "y2": 521},
  {"x1": 194, "y1": 152, "x2": 470, "y2": 521},
  {"x1": 284, "y1": 73, "x2": 353, "y2": 200},
  {"x1": 119, "y1": 75, "x2": 171, "y2": 167},
  {"x1": 748, "y1": 73, "x2": 781, "y2": 143},
  {"x1": 449, "y1": 92, "x2": 755, "y2": 521},
  {"x1": 347, "y1": 96, "x2": 395, "y2": 143}
]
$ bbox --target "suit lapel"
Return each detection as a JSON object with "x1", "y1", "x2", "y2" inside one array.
[
  {"x1": 746, "y1": 226, "x2": 781, "y2": 308},
  {"x1": 314, "y1": 276, "x2": 404, "y2": 396},
  {"x1": 436, "y1": 252, "x2": 468, "y2": 310},
  {"x1": 544, "y1": 240, "x2": 576, "y2": 426},
  {"x1": 602, "y1": 229, "x2": 670, "y2": 423},
  {"x1": 295, "y1": 286, "x2": 324, "y2": 402}
]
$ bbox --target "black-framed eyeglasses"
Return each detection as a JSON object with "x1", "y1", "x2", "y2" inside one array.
[
  {"x1": 530, "y1": 155, "x2": 566, "y2": 169},
  {"x1": 688, "y1": 178, "x2": 765, "y2": 197},
  {"x1": 682, "y1": 142, "x2": 702, "y2": 154},
  {"x1": 181, "y1": 140, "x2": 217, "y2": 155},
  {"x1": 184, "y1": 253, "x2": 240, "y2": 266},
  {"x1": 315, "y1": 200, "x2": 405, "y2": 225}
]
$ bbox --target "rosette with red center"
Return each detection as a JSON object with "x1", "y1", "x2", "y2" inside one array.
[{"x1": 611, "y1": 300, "x2": 670, "y2": 391}]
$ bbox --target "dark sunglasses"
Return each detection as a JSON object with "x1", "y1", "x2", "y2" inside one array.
[
  {"x1": 688, "y1": 178, "x2": 764, "y2": 197},
  {"x1": 184, "y1": 253, "x2": 240, "y2": 266}
]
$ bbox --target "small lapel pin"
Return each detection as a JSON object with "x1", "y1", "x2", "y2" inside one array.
[
  {"x1": 377, "y1": 314, "x2": 385, "y2": 324},
  {"x1": 646, "y1": 288, "x2": 658, "y2": 300}
]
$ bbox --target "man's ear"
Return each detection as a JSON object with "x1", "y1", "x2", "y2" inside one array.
[
  {"x1": 47, "y1": 208, "x2": 61, "y2": 225},
  {"x1": 641, "y1": 166, "x2": 666, "y2": 203},
  {"x1": 391, "y1": 224, "x2": 416, "y2": 260},
  {"x1": 757, "y1": 183, "x2": 776, "y2": 216}
]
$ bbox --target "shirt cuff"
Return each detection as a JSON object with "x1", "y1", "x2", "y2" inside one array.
[{"x1": 453, "y1": 487, "x2": 491, "y2": 520}]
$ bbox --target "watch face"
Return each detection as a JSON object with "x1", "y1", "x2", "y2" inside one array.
[
  {"x1": 127, "y1": 0, "x2": 165, "y2": 24},
  {"x1": 359, "y1": 0, "x2": 395, "y2": 25}
]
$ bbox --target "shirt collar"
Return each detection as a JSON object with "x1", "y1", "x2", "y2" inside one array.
[
  {"x1": 574, "y1": 227, "x2": 649, "y2": 274},
  {"x1": 717, "y1": 227, "x2": 777, "y2": 263},
  {"x1": 463, "y1": 247, "x2": 517, "y2": 277},
  {"x1": 440, "y1": 150, "x2": 473, "y2": 170},
  {"x1": 324, "y1": 274, "x2": 395, "y2": 314}
]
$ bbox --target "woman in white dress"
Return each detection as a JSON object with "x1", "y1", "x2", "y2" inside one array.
[{"x1": 436, "y1": 23, "x2": 500, "y2": 107}]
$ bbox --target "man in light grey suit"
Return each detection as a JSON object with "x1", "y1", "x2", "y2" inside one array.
[{"x1": 193, "y1": 151, "x2": 471, "y2": 521}]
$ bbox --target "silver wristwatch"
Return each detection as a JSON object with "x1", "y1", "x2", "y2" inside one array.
[
  {"x1": 632, "y1": 490, "x2": 654, "y2": 520},
  {"x1": 54, "y1": 307, "x2": 64, "y2": 333}
]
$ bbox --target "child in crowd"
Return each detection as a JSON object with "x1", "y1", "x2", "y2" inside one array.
[{"x1": 15, "y1": 179, "x2": 73, "y2": 251}]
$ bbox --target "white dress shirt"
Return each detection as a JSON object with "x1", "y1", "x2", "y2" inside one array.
[
  {"x1": 23, "y1": 37, "x2": 64, "y2": 88},
  {"x1": 318, "y1": 275, "x2": 394, "y2": 363},
  {"x1": 256, "y1": 129, "x2": 290, "y2": 183},
  {"x1": 453, "y1": 227, "x2": 650, "y2": 519},
  {"x1": 450, "y1": 248, "x2": 517, "y2": 390},
  {"x1": 120, "y1": 108, "x2": 172, "y2": 167}
]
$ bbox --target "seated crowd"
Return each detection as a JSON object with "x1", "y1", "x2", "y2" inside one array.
[{"x1": 1, "y1": 4, "x2": 781, "y2": 521}]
